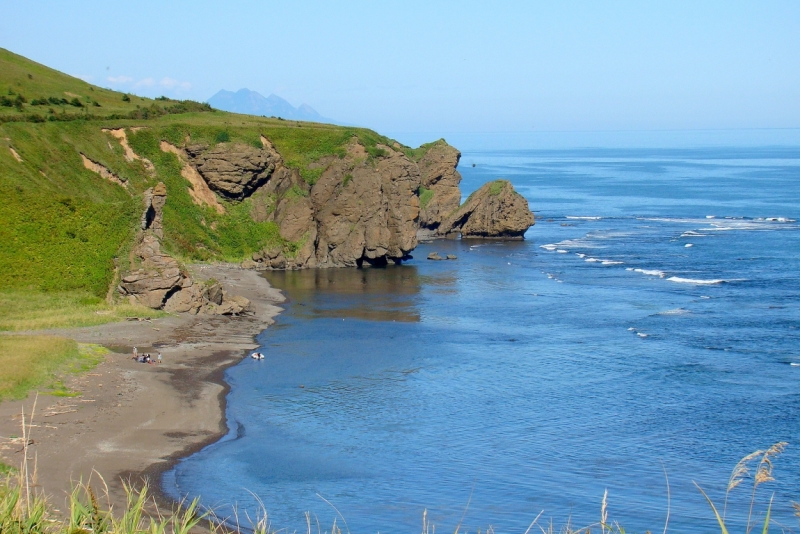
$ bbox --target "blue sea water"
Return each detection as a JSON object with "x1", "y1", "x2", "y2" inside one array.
[{"x1": 165, "y1": 137, "x2": 800, "y2": 533}]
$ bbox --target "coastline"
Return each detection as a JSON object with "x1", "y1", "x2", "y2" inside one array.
[{"x1": 0, "y1": 264, "x2": 285, "y2": 514}]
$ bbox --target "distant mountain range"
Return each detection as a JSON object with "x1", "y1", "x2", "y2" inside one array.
[{"x1": 207, "y1": 89, "x2": 334, "y2": 123}]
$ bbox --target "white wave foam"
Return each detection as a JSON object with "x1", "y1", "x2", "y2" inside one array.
[
  {"x1": 585, "y1": 257, "x2": 600, "y2": 262},
  {"x1": 681, "y1": 231, "x2": 707, "y2": 237},
  {"x1": 637, "y1": 333, "x2": 649, "y2": 338},
  {"x1": 759, "y1": 217, "x2": 796, "y2": 223},
  {"x1": 576, "y1": 253, "x2": 586, "y2": 258},
  {"x1": 685, "y1": 243, "x2": 694, "y2": 248},
  {"x1": 667, "y1": 276, "x2": 727, "y2": 285},
  {"x1": 627, "y1": 327, "x2": 635, "y2": 331},
  {"x1": 658, "y1": 308, "x2": 690, "y2": 316},
  {"x1": 540, "y1": 244, "x2": 558, "y2": 251},
  {"x1": 626, "y1": 268, "x2": 666, "y2": 278},
  {"x1": 556, "y1": 249, "x2": 569, "y2": 254},
  {"x1": 791, "y1": 363, "x2": 800, "y2": 367},
  {"x1": 601, "y1": 260, "x2": 624, "y2": 265},
  {"x1": 706, "y1": 215, "x2": 716, "y2": 219},
  {"x1": 566, "y1": 216, "x2": 602, "y2": 220}
]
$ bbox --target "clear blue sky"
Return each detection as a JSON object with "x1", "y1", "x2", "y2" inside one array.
[{"x1": 2, "y1": 1, "x2": 798, "y2": 134}]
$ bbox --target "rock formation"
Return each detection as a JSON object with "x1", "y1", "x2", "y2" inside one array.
[
  {"x1": 118, "y1": 182, "x2": 250, "y2": 314},
  {"x1": 141, "y1": 136, "x2": 532, "y2": 274},
  {"x1": 438, "y1": 180, "x2": 534, "y2": 239},
  {"x1": 417, "y1": 140, "x2": 463, "y2": 233},
  {"x1": 184, "y1": 138, "x2": 281, "y2": 200},
  {"x1": 243, "y1": 138, "x2": 420, "y2": 269}
]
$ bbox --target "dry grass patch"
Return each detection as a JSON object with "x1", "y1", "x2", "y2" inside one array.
[
  {"x1": 0, "y1": 290, "x2": 166, "y2": 332},
  {"x1": 0, "y1": 335, "x2": 107, "y2": 400}
]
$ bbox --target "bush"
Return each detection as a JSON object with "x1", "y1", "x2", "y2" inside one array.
[
  {"x1": 215, "y1": 131, "x2": 230, "y2": 143},
  {"x1": 419, "y1": 186, "x2": 434, "y2": 209},
  {"x1": 121, "y1": 94, "x2": 131, "y2": 102},
  {"x1": 69, "y1": 98, "x2": 83, "y2": 108},
  {"x1": 0, "y1": 96, "x2": 12, "y2": 107}
]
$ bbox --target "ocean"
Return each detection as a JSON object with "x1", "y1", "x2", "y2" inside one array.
[{"x1": 164, "y1": 133, "x2": 800, "y2": 533}]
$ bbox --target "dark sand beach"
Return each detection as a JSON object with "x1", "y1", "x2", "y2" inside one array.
[{"x1": 0, "y1": 265, "x2": 284, "y2": 513}]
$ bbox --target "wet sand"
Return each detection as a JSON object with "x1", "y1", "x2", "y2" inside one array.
[{"x1": 0, "y1": 264, "x2": 284, "y2": 514}]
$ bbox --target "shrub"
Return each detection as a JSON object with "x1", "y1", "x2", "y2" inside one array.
[
  {"x1": 156, "y1": 95, "x2": 169, "y2": 101},
  {"x1": 489, "y1": 180, "x2": 508, "y2": 196},
  {"x1": 215, "y1": 131, "x2": 230, "y2": 143},
  {"x1": 365, "y1": 146, "x2": 387, "y2": 159},
  {"x1": 419, "y1": 186, "x2": 434, "y2": 209},
  {"x1": 0, "y1": 96, "x2": 12, "y2": 107},
  {"x1": 121, "y1": 94, "x2": 131, "y2": 102},
  {"x1": 343, "y1": 173, "x2": 353, "y2": 187},
  {"x1": 69, "y1": 98, "x2": 83, "y2": 107}
]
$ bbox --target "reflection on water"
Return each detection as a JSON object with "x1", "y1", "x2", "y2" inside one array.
[{"x1": 264, "y1": 265, "x2": 422, "y2": 322}]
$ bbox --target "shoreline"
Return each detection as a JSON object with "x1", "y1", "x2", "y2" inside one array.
[{"x1": 0, "y1": 264, "x2": 286, "y2": 515}]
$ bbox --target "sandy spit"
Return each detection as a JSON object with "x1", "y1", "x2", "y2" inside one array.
[{"x1": 0, "y1": 265, "x2": 285, "y2": 514}]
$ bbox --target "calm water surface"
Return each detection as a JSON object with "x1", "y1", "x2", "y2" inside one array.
[{"x1": 165, "y1": 143, "x2": 800, "y2": 533}]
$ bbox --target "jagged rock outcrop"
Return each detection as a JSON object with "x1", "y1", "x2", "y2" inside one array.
[
  {"x1": 118, "y1": 182, "x2": 250, "y2": 314},
  {"x1": 438, "y1": 180, "x2": 534, "y2": 239},
  {"x1": 248, "y1": 138, "x2": 420, "y2": 269},
  {"x1": 140, "y1": 182, "x2": 166, "y2": 238},
  {"x1": 417, "y1": 140, "x2": 463, "y2": 232},
  {"x1": 151, "y1": 134, "x2": 530, "y2": 271},
  {"x1": 184, "y1": 138, "x2": 282, "y2": 200}
]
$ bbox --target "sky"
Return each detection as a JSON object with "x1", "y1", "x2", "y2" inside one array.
[{"x1": 1, "y1": 1, "x2": 799, "y2": 136}]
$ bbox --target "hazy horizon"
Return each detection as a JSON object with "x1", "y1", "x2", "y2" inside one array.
[{"x1": 2, "y1": 1, "x2": 798, "y2": 134}]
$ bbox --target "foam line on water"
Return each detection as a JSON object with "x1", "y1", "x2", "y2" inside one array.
[
  {"x1": 626, "y1": 268, "x2": 666, "y2": 278},
  {"x1": 666, "y1": 276, "x2": 730, "y2": 285}
]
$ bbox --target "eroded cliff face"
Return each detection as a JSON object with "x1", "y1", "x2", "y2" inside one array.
[
  {"x1": 249, "y1": 139, "x2": 420, "y2": 269},
  {"x1": 120, "y1": 134, "x2": 533, "y2": 292}
]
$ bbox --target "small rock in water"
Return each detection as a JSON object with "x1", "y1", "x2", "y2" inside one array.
[
  {"x1": 427, "y1": 252, "x2": 444, "y2": 261},
  {"x1": 446, "y1": 254, "x2": 457, "y2": 260}
]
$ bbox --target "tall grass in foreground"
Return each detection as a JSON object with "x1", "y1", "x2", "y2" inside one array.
[{"x1": 0, "y1": 401, "x2": 796, "y2": 533}]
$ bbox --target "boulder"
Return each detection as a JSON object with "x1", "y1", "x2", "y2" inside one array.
[
  {"x1": 205, "y1": 281, "x2": 224, "y2": 305},
  {"x1": 439, "y1": 180, "x2": 534, "y2": 239},
  {"x1": 427, "y1": 252, "x2": 443, "y2": 261}
]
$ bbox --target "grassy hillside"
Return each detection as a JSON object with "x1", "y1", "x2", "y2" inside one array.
[{"x1": 0, "y1": 48, "x2": 415, "y2": 329}]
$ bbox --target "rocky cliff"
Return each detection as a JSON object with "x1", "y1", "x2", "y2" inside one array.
[{"x1": 118, "y1": 136, "x2": 534, "y2": 311}]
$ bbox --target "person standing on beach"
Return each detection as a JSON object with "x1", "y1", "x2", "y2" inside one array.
[
  {"x1": 133, "y1": 346, "x2": 138, "y2": 360},
  {"x1": 157, "y1": 352, "x2": 162, "y2": 364}
]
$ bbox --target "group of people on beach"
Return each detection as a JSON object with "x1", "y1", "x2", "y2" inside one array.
[{"x1": 132, "y1": 346, "x2": 161, "y2": 364}]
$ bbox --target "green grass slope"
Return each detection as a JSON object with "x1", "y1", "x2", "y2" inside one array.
[{"x1": 0, "y1": 48, "x2": 420, "y2": 327}]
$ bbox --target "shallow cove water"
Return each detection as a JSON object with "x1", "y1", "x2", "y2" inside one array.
[{"x1": 165, "y1": 141, "x2": 800, "y2": 533}]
